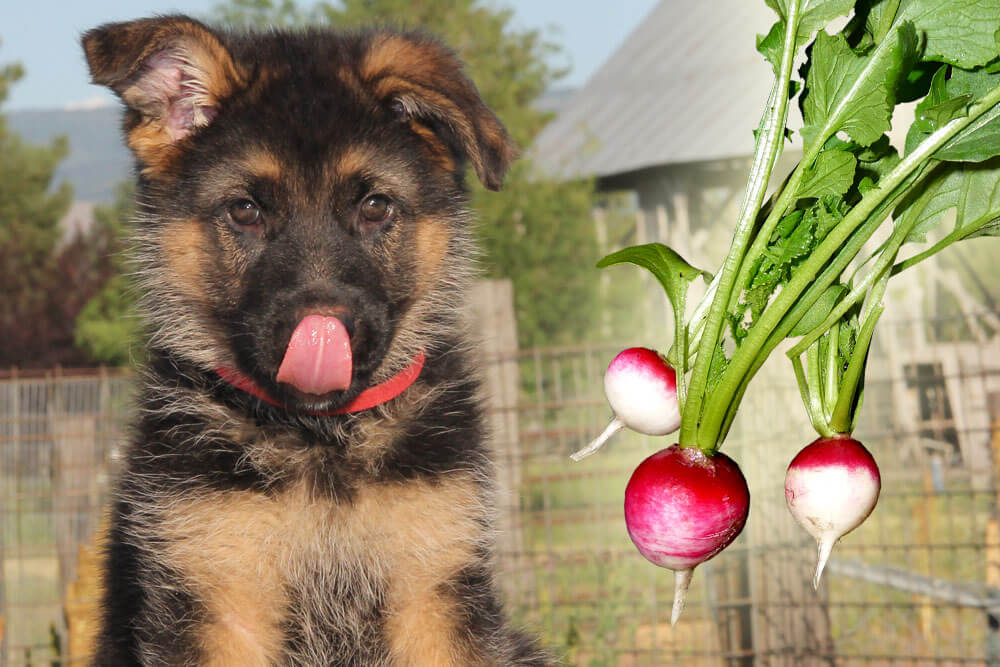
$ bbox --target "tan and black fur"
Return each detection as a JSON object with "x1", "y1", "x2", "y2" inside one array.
[{"x1": 82, "y1": 16, "x2": 548, "y2": 665}]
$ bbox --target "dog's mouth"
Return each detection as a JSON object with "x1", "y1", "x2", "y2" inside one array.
[
  {"x1": 217, "y1": 298, "x2": 420, "y2": 413},
  {"x1": 224, "y1": 288, "x2": 395, "y2": 410},
  {"x1": 275, "y1": 314, "x2": 354, "y2": 396}
]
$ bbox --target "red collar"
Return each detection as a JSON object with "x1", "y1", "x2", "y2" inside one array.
[{"x1": 214, "y1": 351, "x2": 426, "y2": 416}]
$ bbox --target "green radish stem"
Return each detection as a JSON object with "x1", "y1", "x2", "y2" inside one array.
[
  {"x1": 891, "y1": 210, "x2": 1000, "y2": 276},
  {"x1": 680, "y1": 0, "x2": 802, "y2": 453},
  {"x1": 806, "y1": 338, "x2": 827, "y2": 432},
  {"x1": 824, "y1": 321, "x2": 840, "y2": 421},
  {"x1": 673, "y1": 295, "x2": 689, "y2": 408},
  {"x1": 792, "y1": 355, "x2": 831, "y2": 436},
  {"x1": 829, "y1": 303, "x2": 884, "y2": 434},
  {"x1": 666, "y1": 272, "x2": 719, "y2": 405}
]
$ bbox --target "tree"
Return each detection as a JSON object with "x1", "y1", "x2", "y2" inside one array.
[
  {"x1": 213, "y1": 0, "x2": 602, "y2": 348},
  {"x1": 0, "y1": 48, "x2": 81, "y2": 367},
  {"x1": 73, "y1": 182, "x2": 139, "y2": 366}
]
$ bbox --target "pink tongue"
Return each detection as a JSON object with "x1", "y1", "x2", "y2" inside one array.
[{"x1": 276, "y1": 315, "x2": 353, "y2": 395}]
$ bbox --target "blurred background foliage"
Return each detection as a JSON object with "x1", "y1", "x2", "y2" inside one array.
[{"x1": 0, "y1": 49, "x2": 89, "y2": 367}]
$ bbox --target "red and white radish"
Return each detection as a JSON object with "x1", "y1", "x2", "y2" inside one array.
[
  {"x1": 784, "y1": 435, "x2": 881, "y2": 588},
  {"x1": 624, "y1": 444, "x2": 750, "y2": 625},
  {"x1": 571, "y1": 347, "x2": 680, "y2": 461}
]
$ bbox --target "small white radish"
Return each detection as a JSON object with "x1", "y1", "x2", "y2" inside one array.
[
  {"x1": 624, "y1": 444, "x2": 750, "y2": 625},
  {"x1": 784, "y1": 435, "x2": 881, "y2": 588},
  {"x1": 571, "y1": 347, "x2": 680, "y2": 461}
]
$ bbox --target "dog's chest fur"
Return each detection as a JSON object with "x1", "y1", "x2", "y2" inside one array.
[
  {"x1": 138, "y1": 469, "x2": 486, "y2": 665},
  {"x1": 110, "y1": 389, "x2": 492, "y2": 665}
]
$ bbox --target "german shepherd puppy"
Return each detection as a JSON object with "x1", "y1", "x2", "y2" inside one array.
[{"x1": 82, "y1": 16, "x2": 548, "y2": 665}]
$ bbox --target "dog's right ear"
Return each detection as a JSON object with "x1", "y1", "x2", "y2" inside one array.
[{"x1": 82, "y1": 16, "x2": 245, "y2": 175}]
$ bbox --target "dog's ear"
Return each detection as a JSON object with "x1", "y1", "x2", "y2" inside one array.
[
  {"x1": 362, "y1": 33, "x2": 516, "y2": 191},
  {"x1": 82, "y1": 16, "x2": 245, "y2": 174}
]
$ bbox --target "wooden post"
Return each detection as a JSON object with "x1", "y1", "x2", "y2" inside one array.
[
  {"x1": 635, "y1": 208, "x2": 647, "y2": 246},
  {"x1": 989, "y1": 413, "x2": 1000, "y2": 589},
  {"x1": 468, "y1": 280, "x2": 524, "y2": 606},
  {"x1": 670, "y1": 190, "x2": 692, "y2": 258},
  {"x1": 655, "y1": 205, "x2": 673, "y2": 333},
  {"x1": 593, "y1": 208, "x2": 611, "y2": 339},
  {"x1": 635, "y1": 210, "x2": 656, "y2": 335},
  {"x1": 655, "y1": 204, "x2": 669, "y2": 243},
  {"x1": 986, "y1": 392, "x2": 1000, "y2": 665},
  {"x1": 986, "y1": 391, "x2": 1000, "y2": 580},
  {"x1": 914, "y1": 462, "x2": 936, "y2": 648}
]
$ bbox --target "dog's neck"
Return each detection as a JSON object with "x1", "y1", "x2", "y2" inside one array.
[{"x1": 214, "y1": 351, "x2": 426, "y2": 416}]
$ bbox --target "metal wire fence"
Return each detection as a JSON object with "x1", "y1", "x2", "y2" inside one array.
[
  {"x1": 1, "y1": 314, "x2": 999, "y2": 664},
  {"x1": 0, "y1": 367, "x2": 129, "y2": 665}
]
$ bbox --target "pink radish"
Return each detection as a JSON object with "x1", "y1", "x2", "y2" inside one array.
[
  {"x1": 784, "y1": 435, "x2": 881, "y2": 588},
  {"x1": 571, "y1": 347, "x2": 680, "y2": 461},
  {"x1": 624, "y1": 444, "x2": 750, "y2": 625}
]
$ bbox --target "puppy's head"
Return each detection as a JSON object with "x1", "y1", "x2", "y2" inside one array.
[{"x1": 83, "y1": 16, "x2": 514, "y2": 409}]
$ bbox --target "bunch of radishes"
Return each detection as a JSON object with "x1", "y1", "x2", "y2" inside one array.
[
  {"x1": 569, "y1": 0, "x2": 1000, "y2": 627},
  {"x1": 574, "y1": 346, "x2": 880, "y2": 623}
]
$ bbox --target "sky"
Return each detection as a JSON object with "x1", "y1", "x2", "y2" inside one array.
[{"x1": 0, "y1": 0, "x2": 660, "y2": 112}]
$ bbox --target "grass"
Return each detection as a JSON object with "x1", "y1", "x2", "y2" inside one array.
[{"x1": 2, "y1": 556, "x2": 61, "y2": 666}]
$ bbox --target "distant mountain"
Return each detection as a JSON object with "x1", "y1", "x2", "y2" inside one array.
[{"x1": 8, "y1": 106, "x2": 132, "y2": 204}]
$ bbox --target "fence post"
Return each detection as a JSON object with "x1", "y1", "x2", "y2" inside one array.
[
  {"x1": 593, "y1": 208, "x2": 611, "y2": 339},
  {"x1": 986, "y1": 392, "x2": 1000, "y2": 665},
  {"x1": 468, "y1": 280, "x2": 524, "y2": 606}
]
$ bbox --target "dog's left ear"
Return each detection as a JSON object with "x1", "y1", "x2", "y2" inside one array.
[
  {"x1": 82, "y1": 16, "x2": 246, "y2": 174},
  {"x1": 363, "y1": 33, "x2": 516, "y2": 191}
]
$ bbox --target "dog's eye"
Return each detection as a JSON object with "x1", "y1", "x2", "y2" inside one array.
[
  {"x1": 359, "y1": 194, "x2": 394, "y2": 225},
  {"x1": 227, "y1": 199, "x2": 262, "y2": 227},
  {"x1": 228, "y1": 199, "x2": 261, "y2": 225},
  {"x1": 389, "y1": 99, "x2": 408, "y2": 120}
]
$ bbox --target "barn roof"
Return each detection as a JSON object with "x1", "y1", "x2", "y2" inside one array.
[{"x1": 530, "y1": 0, "x2": 783, "y2": 179}]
